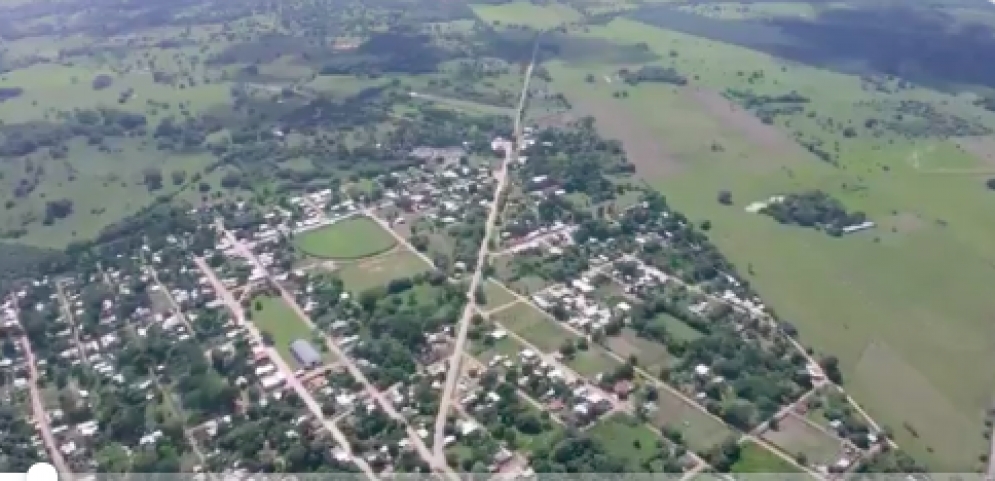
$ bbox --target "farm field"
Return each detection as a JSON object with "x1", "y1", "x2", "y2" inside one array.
[
  {"x1": 544, "y1": 16, "x2": 995, "y2": 469},
  {"x1": 605, "y1": 328, "x2": 674, "y2": 374},
  {"x1": 731, "y1": 441, "x2": 803, "y2": 474},
  {"x1": 564, "y1": 344, "x2": 620, "y2": 378},
  {"x1": 761, "y1": 414, "x2": 843, "y2": 467},
  {"x1": 652, "y1": 386, "x2": 735, "y2": 453},
  {"x1": 480, "y1": 279, "x2": 519, "y2": 310},
  {"x1": 294, "y1": 216, "x2": 397, "y2": 260},
  {"x1": 491, "y1": 301, "x2": 577, "y2": 353},
  {"x1": 587, "y1": 413, "x2": 665, "y2": 471},
  {"x1": 334, "y1": 248, "x2": 432, "y2": 293},
  {"x1": 471, "y1": 2, "x2": 582, "y2": 30},
  {"x1": 250, "y1": 295, "x2": 331, "y2": 366}
]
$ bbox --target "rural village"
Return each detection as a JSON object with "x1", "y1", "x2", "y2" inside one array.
[{"x1": 0, "y1": 58, "x2": 910, "y2": 480}]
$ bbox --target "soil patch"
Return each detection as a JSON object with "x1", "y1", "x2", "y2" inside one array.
[
  {"x1": 569, "y1": 93, "x2": 684, "y2": 180},
  {"x1": 687, "y1": 87, "x2": 805, "y2": 167},
  {"x1": 953, "y1": 135, "x2": 995, "y2": 167}
]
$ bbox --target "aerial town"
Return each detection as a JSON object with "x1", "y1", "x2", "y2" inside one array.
[{"x1": 0, "y1": 103, "x2": 908, "y2": 480}]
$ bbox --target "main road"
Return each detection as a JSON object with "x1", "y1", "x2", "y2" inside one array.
[{"x1": 430, "y1": 41, "x2": 539, "y2": 463}]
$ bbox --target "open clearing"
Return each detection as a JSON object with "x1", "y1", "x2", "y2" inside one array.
[
  {"x1": 652, "y1": 387, "x2": 734, "y2": 453},
  {"x1": 251, "y1": 295, "x2": 331, "y2": 366},
  {"x1": 545, "y1": 17, "x2": 995, "y2": 469},
  {"x1": 731, "y1": 441, "x2": 803, "y2": 474},
  {"x1": 761, "y1": 413, "x2": 842, "y2": 466},
  {"x1": 481, "y1": 279, "x2": 519, "y2": 310},
  {"x1": 604, "y1": 328, "x2": 674, "y2": 374},
  {"x1": 587, "y1": 413, "x2": 665, "y2": 470},
  {"x1": 564, "y1": 345, "x2": 621, "y2": 377},
  {"x1": 471, "y1": 2, "x2": 582, "y2": 30},
  {"x1": 335, "y1": 248, "x2": 432, "y2": 292},
  {"x1": 491, "y1": 301, "x2": 577, "y2": 353},
  {"x1": 294, "y1": 216, "x2": 397, "y2": 259}
]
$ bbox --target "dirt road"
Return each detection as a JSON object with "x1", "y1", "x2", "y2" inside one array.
[
  {"x1": 192, "y1": 257, "x2": 379, "y2": 480},
  {"x1": 16, "y1": 330, "x2": 73, "y2": 478},
  {"x1": 430, "y1": 42, "x2": 539, "y2": 464},
  {"x1": 205, "y1": 233, "x2": 456, "y2": 478}
]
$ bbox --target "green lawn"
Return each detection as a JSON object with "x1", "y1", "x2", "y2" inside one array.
[
  {"x1": 335, "y1": 248, "x2": 432, "y2": 292},
  {"x1": 652, "y1": 386, "x2": 735, "y2": 453},
  {"x1": 295, "y1": 216, "x2": 397, "y2": 259},
  {"x1": 492, "y1": 301, "x2": 578, "y2": 353},
  {"x1": 587, "y1": 413, "x2": 665, "y2": 470},
  {"x1": 731, "y1": 441, "x2": 803, "y2": 474},
  {"x1": 480, "y1": 279, "x2": 519, "y2": 310},
  {"x1": 250, "y1": 295, "x2": 330, "y2": 366},
  {"x1": 544, "y1": 17, "x2": 995, "y2": 469},
  {"x1": 565, "y1": 345, "x2": 621, "y2": 378}
]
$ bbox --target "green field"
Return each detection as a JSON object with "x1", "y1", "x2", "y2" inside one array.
[
  {"x1": 492, "y1": 301, "x2": 578, "y2": 353},
  {"x1": 295, "y1": 216, "x2": 397, "y2": 259},
  {"x1": 652, "y1": 386, "x2": 735, "y2": 453},
  {"x1": 565, "y1": 345, "x2": 621, "y2": 378},
  {"x1": 731, "y1": 441, "x2": 803, "y2": 474},
  {"x1": 250, "y1": 295, "x2": 330, "y2": 367},
  {"x1": 761, "y1": 414, "x2": 842, "y2": 466},
  {"x1": 471, "y1": 2, "x2": 582, "y2": 30},
  {"x1": 587, "y1": 413, "x2": 666, "y2": 470},
  {"x1": 480, "y1": 279, "x2": 520, "y2": 310},
  {"x1": 335, "y1": 248, "x2": 432, "y2": 292},
  {"x1": 544, "y1": 15, "x2": 995, "y2": 469}
]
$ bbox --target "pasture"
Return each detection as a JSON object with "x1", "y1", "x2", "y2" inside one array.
[
  {"x1": 334, "y1": 248, "x2": 432, "y2": 292},
  {"x1": 604, "y1": 328, "x2": 673, "y2": 374},
  {"x1": 761, "y1": 414, "x2": 843, "y2": 467},
  {"x1": 544, "y1": 17, "x2": 995, "y2": 469},
  {"x1": 294, "y1": 216, "x2": 397, "y2": 260},
  {"x1": 587, "y1": 413, "x2": 665, "y2": 471},
  {"x1": 564, "y1": 344, "x2": 621, "y2": 378},
  {"x1": 471, "y1": 2, "x2": 582, "y2": 30},
  {"x1": 730, "y1": 441, "x2": 803, "y2": 474},
  {"x1": 652, "y1": 387, "x2": 734, "y2": 453},
  {"x1": 480, "y1": 279, "x2": 519, "y2": 310},
  {"x1": 250, "y1": 295, "x2": 331, "y2": 366},
  {"x1": 491, "y1": 301, "x2": 577, "y2": 353}
]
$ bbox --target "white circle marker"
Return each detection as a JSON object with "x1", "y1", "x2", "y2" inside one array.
[{"x1": 27, "y1": 463, "x2": 58, "y2": 481}]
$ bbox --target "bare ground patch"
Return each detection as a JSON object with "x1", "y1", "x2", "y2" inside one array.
[
  {"x1": 569, "y1": 94, "x2": 684, "y2": 180},
  {"x1": 687, "y1": 87, "x2": 806, "y2": 169},
  {"x1": 953, "y1": 136, "x2": 995, "y2": 167}
]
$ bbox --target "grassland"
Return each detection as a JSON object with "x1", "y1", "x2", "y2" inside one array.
[
  {"x1": 761, "y1": 414, "x2": 843, "y2": 466},
  {"x1": 471, "y1": 2, "x2": 582, "y2": 30},
  {"x1": 335, "y1": 248, "x2": 432, "y2": 292},
  {"x1": 480, "y1": 279, "x2": 519, "y2": 310},
  {"x1": 652, "y1": 387, "x2": 734, "y2": 453},
  {"x1": 587, "y1": 413, "x2": 665, "y2": 470},
  {"x1": 564, "y1": 344, "x2": 621, "y2": 377},
  {"x1": 491, "y1": 301, "x2": 576, "y2": 353},
  {"x1": 543, "y1": 16, "x2": 995, "y2": 469},
  {"x1": 294, "y1": 216, "x2": 397, "y2": 260},
  {"x1": 731, "y1": 441, "x2": 803, "y2": 474},
  {"x1": 605, "y1": 328, "x2": 674, "y2": 374},
  {"x1": 251, "y1": 295, "x2": 330, "y2": 366}
]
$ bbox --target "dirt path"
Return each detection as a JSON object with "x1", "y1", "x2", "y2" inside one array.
[
  {"x1": 193, "y1": 257, "x2": 380, "y2": 480},
  {"x1": 13, "y1": 311, "x2": 73, "y2": 479},
  {"x1": 430, "y1": 40, "x2": 539, "y2": 465}
]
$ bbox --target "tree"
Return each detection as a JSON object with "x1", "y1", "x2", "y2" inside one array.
[
  {"x1": 717, "y1": 190, "x2": 733, "y2": 205},
  {"x1": 143, "y1": 168, "x2": 164, "y2": 191},
  {"x1": 261, "y1": 331, "x2": 275, "y2": 346},
  {"x1": 820, "y1": 355, "x2": 843, "y2": 384},
  {"x1": 559, "y1": 339, "x2": 576, "y2": 358},
  {"x1": 986, "y1": 178, "x2": 995, "y2": 190}
]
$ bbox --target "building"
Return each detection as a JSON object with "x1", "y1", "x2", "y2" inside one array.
[{"x1": 290, "y1": 339, "x2": 322, "y2": 368}]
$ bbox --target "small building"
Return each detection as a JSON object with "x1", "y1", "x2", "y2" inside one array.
[{"x1": 290, "y1": 339, "x2": 322, "y2": 368}]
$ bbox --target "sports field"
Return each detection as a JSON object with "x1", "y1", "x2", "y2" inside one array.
[{"x1": 294, "y1": 216, "x2": 397, "y2": 259}]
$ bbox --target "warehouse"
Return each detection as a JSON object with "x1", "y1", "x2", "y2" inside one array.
[{"x1": 290, "y1": 339, "x2": 322, "y2": 368}]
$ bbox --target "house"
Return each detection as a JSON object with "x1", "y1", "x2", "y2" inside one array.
[{"x1": 290, "y1": 339, "x2": 322, "y2": 369}]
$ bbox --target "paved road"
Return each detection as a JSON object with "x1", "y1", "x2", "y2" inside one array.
[
  {"x1": 15, "y1": 323, "x2": 73, "y2": 478},
  {"x1": 430, "y1": 43, "x2": 539, "y2": 464},
  {"x1": 207, "y1": 231, "x2": 457, "y2": 478},
  {"x1": 193, "y1": 257, "x2": 380, "y2": 481}
]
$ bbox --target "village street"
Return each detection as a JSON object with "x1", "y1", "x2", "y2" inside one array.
[
  {"x1": 11, "y1": 297, "x2": 73, "y2": 479},
  {"x1": 206, "y1": 229, "x2": 459, "y2": 479},
  {"x1": 192, "y1": 257, "x2": 381, "y2": 481},
  {"x1": 430, "y1": 44, "x2": 538, "y2": 465}
]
